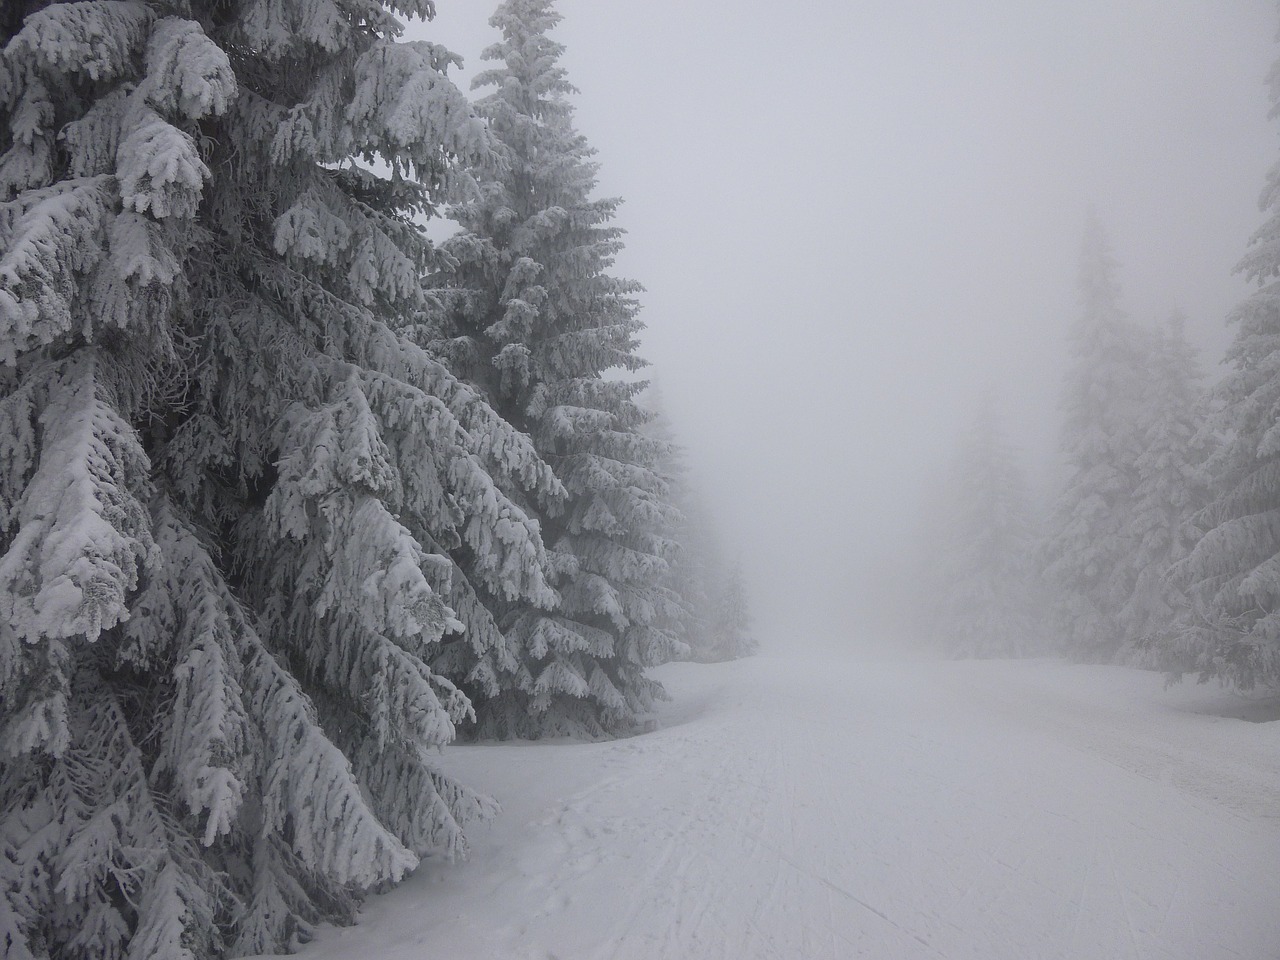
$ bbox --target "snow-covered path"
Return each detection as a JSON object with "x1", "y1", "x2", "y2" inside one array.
[{"x1": 278, "y1": 657, "x2": 1280, "y2": 960}]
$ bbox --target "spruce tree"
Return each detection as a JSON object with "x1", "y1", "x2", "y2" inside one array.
[
  {"x1": 935, "y1": 396, "x2": 1042, "y2": 658},
  {"x1": 1044, "y1": 218, "x2": 1148, "y2": 659},
  {"x1": 705, "y1": 564, "x2": 757, "y2": 661},
  {"x1": 1120, "y1": 314, "x2": 1211, "y2": 663},
  {"x1": 1179, "y1": 53, "x2": 1280, "y2": 688},
  {"x1": 633, "y1": 384, "x2": 702, "y2": 657},
  {"x1": 0, "y1": 1, "x2": 562, "y2": 956},
  {"x1": 634, "y1": 383, "x2": 754, "y2": 664},
  {"x1": 427, "y1": 0, "x2": 685, "y2": 736}
]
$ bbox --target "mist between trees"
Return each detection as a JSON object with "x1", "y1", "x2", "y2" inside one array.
[
  {"x1": 0, "y1": 1, "x2": 753, "y2": 957},
  {"x1": 913, "y1": 206, "x2": 1280, "y2": 691}
]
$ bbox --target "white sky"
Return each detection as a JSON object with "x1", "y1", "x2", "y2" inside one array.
[{"x1": 411, "y1": 1, "x2": 1279, "y2": 652}]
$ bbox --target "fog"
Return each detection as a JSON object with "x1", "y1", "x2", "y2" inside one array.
[{"x1": 417, "y1": 0, "x2": 1277, "y2": 654}]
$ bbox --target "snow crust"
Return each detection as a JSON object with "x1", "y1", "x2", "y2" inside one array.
[{"x1": 248, "y1": 656, "x2": 1280, "y2": 960}]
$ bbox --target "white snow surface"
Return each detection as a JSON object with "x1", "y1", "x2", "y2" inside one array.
[{"x1": 256, "y1": 656, "x2": 1280, "y2": 960}]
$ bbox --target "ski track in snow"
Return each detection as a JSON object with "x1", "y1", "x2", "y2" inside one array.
[{"x1": 264, "y1": 656, "x2": 1280, "y2": 960}]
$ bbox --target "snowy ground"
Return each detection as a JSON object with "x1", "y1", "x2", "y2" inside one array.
[{"x1": 258, "y1": 656, "x2": 1280, "y2": 960}]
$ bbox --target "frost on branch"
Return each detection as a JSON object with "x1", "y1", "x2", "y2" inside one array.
[
  {"x1": 365, "y1": 323, "x2": 566, "y2": 506},
  {"x1": 237, "y1": 0, "x2": 358, "y2": 60},
  {"x1": 0, "y1": 177, "x2": 115, "y2": 362},
  {"x1": 355, "y1": 358, "x2": 559, "y2": 607},
  {"x1": 0, "y1": 353, "x2": 153, "y2": 644},
  {"x1": 350, "y1": 739, "x2": 499, "y2": 862},
  {"x1": 117, "y1": 105, "x2": 211, "y2": 219},
  {"x1": 0, "y1": 78, "x2": 55, "y2": 193},
  {"x1": 248, "y1": 375, "x2": 505, "y2": 861},
  {"x1": 124, "y1": 498, "x2": 425, "y2": 949},
  {"x1": 0, "y1": 352, "x2": 156, "y2": 757},
  {"x1": 273, "y1": 190, "x2": 354, "y2": 268},
  {"x1": 0, "y1": 10, "x2": 225, "y2": 361},
  {"x1": 122, "y1": 499, "x2": 251, "y2": 846},
  {"x1": 347, "y1": 40, "x2": 487, "y2": 180},
  {"x1": 88, "y1": 212, "x2": 186, "y2": 346},
  {"x1": 137, "y1": 17, "x2": 235, "y2": 121},
  {"x1": 0, "y1": 684, "x2": 230, "y2": 960},
  {"x1": 62, "y1": 89, "x2": 132, "y2": 178},
  {"x1": 4, "y1": 2, "x2": 154, "y2": 85},
  {"x1": 260, "y1": 376, "x2": 461, "y2": 675},
  {"x1": 248, "y1": 632, "x2": 419, "y2": 889}
]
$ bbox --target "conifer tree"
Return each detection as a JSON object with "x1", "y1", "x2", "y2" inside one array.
[
  {"x1": 1120, "y1": 314, "x2": 1211, "y2": 662},
  {"x1": 705, "y1": 564, "x2": 757, "y2": 661},
  {"x1": 632, "y1": 385, "x2": 699, "y2": 652},
  {"x1": 661, "y1": 486, "x2": 722, "y2": 661},
  {"x1": 1044, "y1": 219, "x2": 1148, "y2": 659},
  {"x1": 427, "y1": 0, "x2": 685, "y2": 736},
  {"x1": 634, "y1": 383, "x2": 755, "y2": 663},
  {"x1": 1178, "y1": 53, "x2": 1280, "y2": 688},
  {"x1": 935, "y1": 396, "x2": 1043, "y2": 658},
  {"x1": 0, "y1": 1, "x2": 563, "y2": 955}
]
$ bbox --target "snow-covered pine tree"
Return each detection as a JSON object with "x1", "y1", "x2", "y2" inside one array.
[
  {"x1": 934, "y1": 395, "x2": 1043, "y2": 658},
  {"x1": 0, "y1": 1, "x2": 564, "y2": 956},
  {"x1": 1177, "y1": 51, "x2": 1280, "y2": 688},
  {"x1": 629, "y1": 381, "x2": 732, "y2": 660},
  {"x1": 1043, "y1": 218, "x2": 1149, "y2": 660},
  {"x1": 631, "y1": 384, "x2": 699, "y2": 654},
  {"x1": 705, "y1": 565, "x2": 757, "y2": 661},
  {"x1": 426, "y1": 0, "x2": 686, "y2": 736},
  {"x1": 1119, "y1": 314, "x2": 1212, "y2": 664},
  {"x1": 664, "y1": 487, "x2": 722, "y2": 660}
]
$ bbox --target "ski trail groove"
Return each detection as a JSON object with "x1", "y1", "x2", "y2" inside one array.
[{"x1": 736, "y1": 825, "x2": 945, "y2": 957}]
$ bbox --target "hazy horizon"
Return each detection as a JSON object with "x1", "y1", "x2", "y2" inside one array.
[{"x1": 413, "y1": 0, "x2": 1278, "y2": 653}]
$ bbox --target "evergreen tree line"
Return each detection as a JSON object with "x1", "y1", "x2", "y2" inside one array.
[
  {"x1": 0, "y1": 0, "x2": 751, "y2": 956},
  {"x1": 929, "y1": 192, "x2": 1280, "y2": 692},
  {"x1": 636, "y1": 388, "x2": 757, "y2": 665}
]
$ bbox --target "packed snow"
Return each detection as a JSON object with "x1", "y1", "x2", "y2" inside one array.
[{"x1": 252, "y1": 655, "x2": 1280, "y2": 960}]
